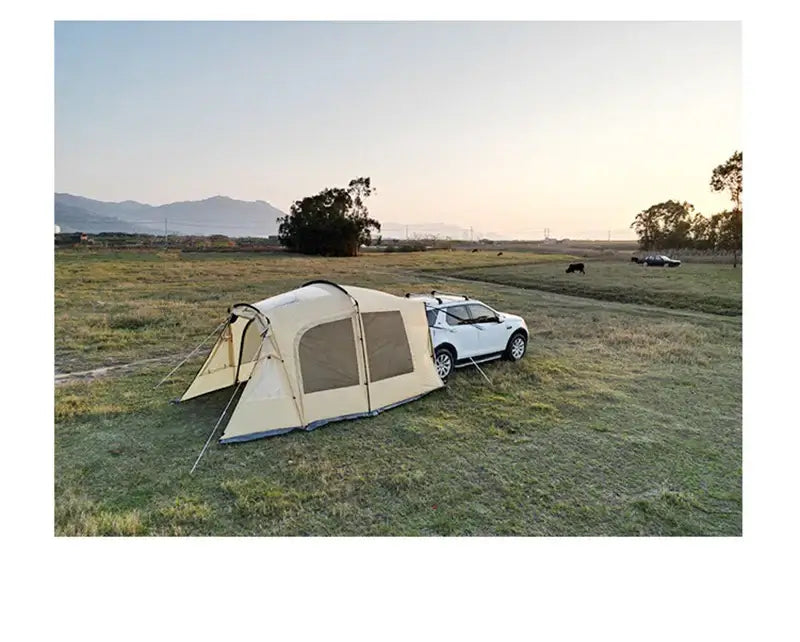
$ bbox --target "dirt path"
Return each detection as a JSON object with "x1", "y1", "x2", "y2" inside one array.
[{"x1": 55, "y1": 354, "x2": 184, "y2": 386}]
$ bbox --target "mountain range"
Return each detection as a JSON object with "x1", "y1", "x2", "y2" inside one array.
[
  {"x1": 54, "y1": 193, "x2": 285, "y2": 237},
  {"x1": 54, "y1": 193, "x2": 507, "y2": 241}
]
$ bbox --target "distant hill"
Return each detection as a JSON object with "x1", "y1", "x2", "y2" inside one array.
[
  {"x1": 54, "y1": 193, "x2": 285, "y2": 237},
  {"x1": 54, "y1": 203, "x2": 159, "y2": 234}
]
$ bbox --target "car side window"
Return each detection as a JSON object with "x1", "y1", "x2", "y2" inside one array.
[
  {"x1": 426, "y1": 309, "x2": 438, "y2": 327},
  {"x1": 444, "y1": 305, "x2": 471, "y2": 326},
  {"x1": 466, "y1": 303, "x2": 497, "y2": 323}
]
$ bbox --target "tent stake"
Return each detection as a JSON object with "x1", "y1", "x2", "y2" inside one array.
[
  {"x1": 154, "y1": 320, "x2": 228, "y2": 390},
  {"x1": 190, "y1": 381, "x2": 242, "y2": 474},
  {"x1": 468, "y1": 357, "x2": 493, "y2": 386}
]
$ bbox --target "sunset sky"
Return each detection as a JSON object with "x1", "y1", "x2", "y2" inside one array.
[{"x1": 55, "y1": 21, "x2": 741, "y2": 239}]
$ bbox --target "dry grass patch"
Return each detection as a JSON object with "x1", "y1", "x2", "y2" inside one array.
[
  {"x1": 55, "y1": 490, "x2": 148, "y2": 536},
  {"x1": 221, "y1": 478, "x2": 312, "y2": 519}
]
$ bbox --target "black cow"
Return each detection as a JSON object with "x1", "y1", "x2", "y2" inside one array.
[
  {"x1": 497, "y1": 251, "x2": 503, "y2": 256},
  {"x1": 630, "y1": 256, "x2": 640, "y2": 263},
  {"x1": 566, "y1": 262, "x2": 585, "y2": 274},
  {"x1": 471, "y1": 249, "x2": 479, "y2": 253}
]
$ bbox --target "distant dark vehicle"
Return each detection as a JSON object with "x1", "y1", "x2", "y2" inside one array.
[
  {"x1": 630, "y1": 256, "x2": 641, "y2": 263},
  {"x1": 642, "y1": 254, "x2": 681, "y2": 267},
  {"x1": 566, "y1": 262, "x2": 585, "y2": 274}
]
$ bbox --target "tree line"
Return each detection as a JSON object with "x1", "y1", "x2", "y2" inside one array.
[{"x1": 631, "y1": 151, "x2": 742, "y2": 264}]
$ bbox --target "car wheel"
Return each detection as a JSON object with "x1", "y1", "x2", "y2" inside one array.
[
  {"x1": 505, "y1": 332, "x2": 527, "y2": 361},
  {"x1": 434, "y1": 346, "x2": 455, "y2": 380}
]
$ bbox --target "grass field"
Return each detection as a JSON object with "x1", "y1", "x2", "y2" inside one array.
[
  {"x1": 54, "y1": 249, "x2": 742, "y2": 535},
  {"x1": 425, "y1": 260, "x2": 742, "y2": 316}
]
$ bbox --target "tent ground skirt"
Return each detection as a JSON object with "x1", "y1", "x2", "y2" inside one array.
[{"x1": 218, "y1": 390, "x2": 433, "y2": 444}]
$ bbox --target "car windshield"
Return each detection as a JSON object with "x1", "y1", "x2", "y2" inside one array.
[{"x1": 466, "y1": 303, "x2": 497, "y2": 323}]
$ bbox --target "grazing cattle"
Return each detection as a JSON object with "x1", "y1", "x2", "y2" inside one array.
[
  {"x1": 471, "y1": 249, "x2": 479, "y2": 253},
  {"x1": 497, "y1": 251, "x2": 503, "y2": 256},
  {"x1": 566, "y1": 262, "x2": 585, "y2": 274},
  {"x1": 630, "y1": 256, "x2": 640, "y2": 263}
]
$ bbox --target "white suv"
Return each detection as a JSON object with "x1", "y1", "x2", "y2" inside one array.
[{"x1": 405, "y1": 291, "x2": 529, "y2": 380}]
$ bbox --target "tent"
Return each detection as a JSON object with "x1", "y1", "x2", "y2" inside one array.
[{"x1": 179, "y1": 280, "x2": 445, "y2": 443}]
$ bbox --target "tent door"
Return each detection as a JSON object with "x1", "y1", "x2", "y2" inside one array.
[{"x1": 296, "y1": 313, "x2": 371, "y2": 427}]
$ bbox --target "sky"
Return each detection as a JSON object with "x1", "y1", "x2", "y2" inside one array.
[{"x1": 55, "y1": 21, "x2": 741, "y2": 239}]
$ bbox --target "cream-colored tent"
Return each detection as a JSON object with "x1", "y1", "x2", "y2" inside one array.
[{"x1": 180, "y1": 280, "x2": 445, "y2": 443}]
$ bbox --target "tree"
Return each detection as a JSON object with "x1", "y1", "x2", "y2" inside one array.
[
  {"x1": 630, "y1": 200, "x2": 695, "y2": 250},
  {"x1": 690, "y1": 213, "x2": 713, "y2": 250},
  {"x1": 710, "y1": 151, "x2": 743, "y2": 267},
  {"x1": 631, "y1": 205, "x2": 661, "y2": 250},
  {"x1": 710, "y1": 151, "x2": 743, "y2": 212},
  {"x1": 278, "y1": 177, "x2": 380, "y2": 257},
  {"x1": 716, "y1": 209, "x2": 743, "y2": 267}
]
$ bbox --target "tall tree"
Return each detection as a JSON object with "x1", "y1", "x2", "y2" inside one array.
[
  {"x1": 278, "y1": 177, "x2": 380, "y2": 257},
  {"x1": 710, "y1": 151, "x2": 743, "y2": 267},
  {"x1": 630, "y1": 200, "x2": 694, "y2": 250},
  {"x1": 710, "y1": 151, "x2": 743, "y2": 212}
]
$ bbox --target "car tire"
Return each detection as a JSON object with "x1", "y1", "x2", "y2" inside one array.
[
  {"x1": 505, "y1": 331, "x2": 527, "y2": 362},
  {"x1": 434, "y1": 346, "x2": 455, "y2": 381}
]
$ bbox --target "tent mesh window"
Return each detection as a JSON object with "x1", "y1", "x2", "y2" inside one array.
[
  {"x1": 362, "y1": 311, "x2": 414, "y2": 382},
  {"x1": 298, "y1": 317, "x2": 361, "y2": 393}
]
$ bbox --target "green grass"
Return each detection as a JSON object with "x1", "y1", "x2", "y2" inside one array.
[
  {"x1": 54, "y1": 249, "x2": 741, "y2": 535},
  {"x1": 424, "y1": 260, "x2": 742, "y2": 316}
]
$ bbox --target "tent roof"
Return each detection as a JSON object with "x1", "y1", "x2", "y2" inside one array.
[{"x1": 247, "y1": 281, "x2": 411, "y2": 318}]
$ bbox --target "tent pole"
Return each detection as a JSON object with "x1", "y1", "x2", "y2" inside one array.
[
  {"x1": 468, "y1": 357, "x2": 493, "y2": 386},
  {"x1": 154, "y1": 319, "x2": 228, "y2": 390},
  {"x1": 354, "y1": 305, "x2": 372, "y2": 413},
  {"x1": 268, "y1": 333, "x2": 306, "y2": 428},
  {"x1": 190, "y1": 338, "x2": 267, "y2": 474},
  {"x1": 190, "y1": 380, "x2": 243, "y2": 474}
]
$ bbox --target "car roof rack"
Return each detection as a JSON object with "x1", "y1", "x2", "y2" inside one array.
[
  {"x1": 405, "y1": 292, "x2": 443, "y2": 304},
  {"x1": 431, "y1": 290, "x2": 469, "y2": 300}
]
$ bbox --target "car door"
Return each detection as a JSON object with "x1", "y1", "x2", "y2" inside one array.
[
  {"x1": 442, "y1": 304, "x2": 482, "y2": 359},
  {"x1": 465, "y1": 303, "x2": 509, "y2": 355}
]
